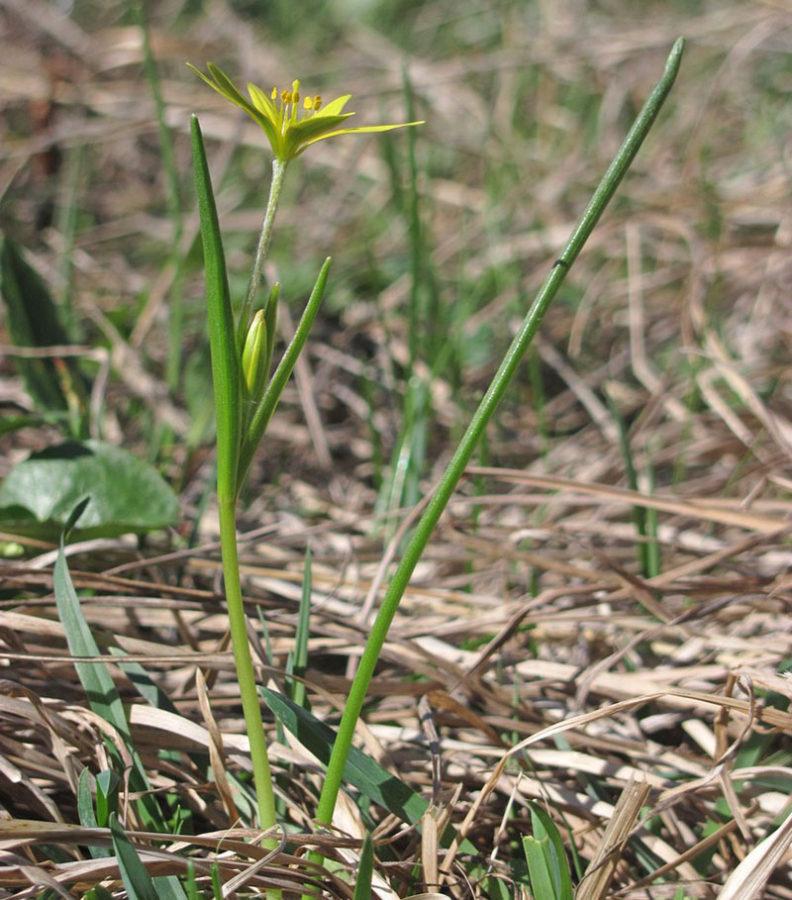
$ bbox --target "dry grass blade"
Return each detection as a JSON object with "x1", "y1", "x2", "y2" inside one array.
[
  {"x1": 576, "y1": 779, "x2": 651, "y2": 900},
  {"x1": 195, "y1": 668, "x2": 239, "y2": 824},
  {"x1": 466, "y1": 468, "x2": 788, "y2": 534},
  {"x1": 718, "y1": 811, "x2": 792, "y2": 900}
]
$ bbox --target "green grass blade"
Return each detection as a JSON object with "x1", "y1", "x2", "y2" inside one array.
[
  {"x1": 54, "y1": 500, "x2": 162, "y2": 830},
  {"x1": 109, "y1": 812, "x2": 158, "y2": 900},
  {"x1": 191, "y1": 115, "x2": 240, "y2": 501},
  {"x1": 523, "y1": 834, "x2": 557, "y2": 899},
  {"x1": 263, "y1": 687, "x2": 427, "y2": 824},
  {"x1": 287, "y1": 548, "x2": 312, "y2": 708},
  {"x1": 210, "y1": 862, "x2": 223, "y2": 899},
  {"x1": 0, "y1": 234, "x2": 88, "y2": 436},
  {"x1": 237, "y1": 257, "x2": 332, "y2": 494},
  {"x1": 77, "y1": 768, "x2": 110, "y2": 859},
  {"x1": 529, "y1": 803, "x2": 574, "y2": 900},
  {"x1": 352, "y1": 834, "x2": 374, "y2": 900}
]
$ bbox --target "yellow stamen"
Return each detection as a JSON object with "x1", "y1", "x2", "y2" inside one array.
[
  {"x1": 271, "y1": 86, "x2": 277, "y2": 100},
  {"x1": 281, "y1": 89, "x2": 290, "y2": 104},
  {"x1": 304, "y1": 96, "x2": 313, "y2": 110},
  {"x1": 314, "y1": 96, "x2": 322, "y2": 110}
]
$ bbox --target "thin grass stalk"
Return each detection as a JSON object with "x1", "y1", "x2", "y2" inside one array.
[{"x1": 314, "y1": 37, "x2": 685, "y2": 830}]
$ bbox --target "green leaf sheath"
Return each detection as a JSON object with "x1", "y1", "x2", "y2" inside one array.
[
  {"x1": 191, "y1": 115, "x2": 240, "y2": 501},
  {"x1": 315, "y1": 37, "x2": 685, "y2": 828}
]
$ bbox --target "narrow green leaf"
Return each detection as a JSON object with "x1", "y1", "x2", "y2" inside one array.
[
  {"x1": 109, "y1": 813, "x2": 159, "y2": 900},
  {"x1": 77, "y1": 769, "x2": 110, "y2": 859},
  {"x1": 184, "y1": 862, "x2": 202, "y2": 900},
  {"x1": 263, "y1": 688, "x2": 482, "y2": 854},
  {"x1": 84, "y1": 888, "x2": 115, "y2": 900},
  {"x1": 529, "y1": 803, "x2": 574, "y2": 900},
  {"x1": 485, "y1": 876, "x2": 511, "y2": 899},
  {"x1": 0, "y1": 233, "x2": 88, "y2": 434},
  {"x1": 54, "y1": 515, "x2": 162, "y2": 830},
  {"x1": 210, "y1": 862, "x2": 223, "y2": 899},
  {"x1": 191, "y1": 115, "x2": 240, "y2": 500},
  {"x1": 263, "y1": 687, "x2": 426, "y2": 823},
  {"x1": 523, "y1": 835, "x2": 557, "y2": 900},
  {"x1": 95, "y1": 770, "x2": 119, "y2": 828},
  {"x1": 287, "y1": 548, "x2": 312, "y2": 708},
  {"x1": 237, "y1": 257, "x2": 332, "y2": 494},
  {"x1": 54, "y1": 534, "x2": 131, "y2": 740},
  {"x1": 352, "y1": 834, "x2": 375, "y2": 900}
]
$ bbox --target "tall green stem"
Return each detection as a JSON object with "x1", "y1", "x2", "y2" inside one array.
[
  {"x1": 217, "y1": 497, "x2": 277, "y2": 830},
  {"x1": 314, "y1": 37, "x2": 685, "y2": 829},
  {"x1": 239, "y1": 159, "x2": 287, "y2": 339}
]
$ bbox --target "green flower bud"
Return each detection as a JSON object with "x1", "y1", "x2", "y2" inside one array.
[{"x1": 241, "y1": 309, "x2": 267, "y2": 398}]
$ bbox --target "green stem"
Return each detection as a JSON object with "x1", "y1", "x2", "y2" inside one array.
[
  {"x1": 217, "y1": 496, "x2": 277, "y2": 831},
  {"x1": 314, "y1": 37, "x2": 685, "y2": 829},
  {"x1": 239, "y1": 158, "x2": 287, "y2": 342}
]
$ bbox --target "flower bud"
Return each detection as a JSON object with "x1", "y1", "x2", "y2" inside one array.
[{"x1": 241, "y1": 309, "x2": 267, "y2": 398}]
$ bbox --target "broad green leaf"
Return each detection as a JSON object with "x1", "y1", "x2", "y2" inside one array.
[
  {"x1": 352, "y1": 834, "x2": 374, "y2": 900},
  {"x1": 0, "y1": 440, "x2": 178, "y2": 539}
]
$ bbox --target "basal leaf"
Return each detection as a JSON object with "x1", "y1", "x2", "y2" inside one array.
[{"x1": 0, "y1": 440, "x2": 178, "y2": 539}]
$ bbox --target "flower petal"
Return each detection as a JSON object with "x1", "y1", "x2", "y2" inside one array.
[
  {"x1": 188, "y1": 64, "x2": 280, "y2": 153},
  {"x1": 283, "y1": 113, "x2": 356, "y2": 159},
  {"x1": 311, "y1": 94, "x2": 352, "y2": 118},
  {"x1": 297, "y1": 120, "x2": 425, "y2": 154},
  {"x1": 247, "y1": 82, "x2": 279, "y2": 126}
]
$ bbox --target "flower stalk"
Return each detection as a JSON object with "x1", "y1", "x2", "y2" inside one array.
[{"x1": 240, "y1": 158, "x2": 287, "y2": 342}]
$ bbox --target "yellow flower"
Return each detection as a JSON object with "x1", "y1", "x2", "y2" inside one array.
[{"x1": 188, "y1": 63, "x2": 423, "y2": 163}]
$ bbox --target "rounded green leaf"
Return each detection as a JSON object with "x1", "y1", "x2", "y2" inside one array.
[{"x1": 0, "y1": 440, "x2": 179, "y2": 539}]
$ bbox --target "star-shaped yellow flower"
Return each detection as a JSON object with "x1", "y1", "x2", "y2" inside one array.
[{"x1": 188, "y1": 63, "x2": 423, "y2": 163}]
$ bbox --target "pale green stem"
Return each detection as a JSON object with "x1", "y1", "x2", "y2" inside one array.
[
  {"x1": 313, "y1": 36, "x2": 685, "y2": 834},
  {"x1": 218, "y1": 496, "x2": 277, "y2": 831},
  {"x1": 239, "y1": 158, "x2": 287, "y2": 339}
]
